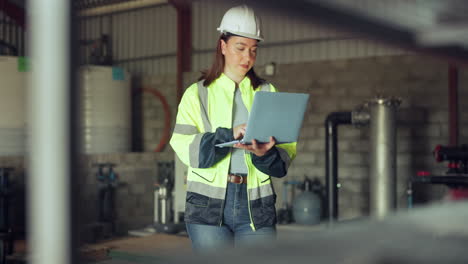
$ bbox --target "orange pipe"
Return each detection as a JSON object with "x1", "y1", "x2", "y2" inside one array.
[{"x1": 134, "y1": 87, "x2": 171, "y2": 152}]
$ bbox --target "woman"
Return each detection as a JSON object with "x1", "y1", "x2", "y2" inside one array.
[{"x1": 170, "y1": 5, "x2": 296, "y2": 252}]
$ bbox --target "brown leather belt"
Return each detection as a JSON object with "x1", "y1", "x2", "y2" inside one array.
[{"x1": 228, "y1": 174, "x2": 247, "y2": 184}]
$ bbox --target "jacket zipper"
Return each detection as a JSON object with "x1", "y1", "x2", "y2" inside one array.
[
  {"x1": 219, "y1": 154, "x2": 231, "y2": 226},
  {"x1": 218, "y1": 181, "x2": 227, "y2": 227},
  {"x1": 245, "y1": 151, "x2": 256, "y2": 231}
]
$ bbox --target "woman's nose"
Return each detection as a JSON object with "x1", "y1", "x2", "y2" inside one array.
[{"x1": 243, "y1": 50, "x2": 253, "y2": 61}]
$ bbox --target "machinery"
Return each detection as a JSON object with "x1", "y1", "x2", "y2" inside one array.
[
  {"x1": 277, "y1": 177, "x2": 325, "y2": 225},
  {"x1": 153, "y1": 161, "x2": 185, "y2": 234},
  {"x1": 408, "y1": 144, "x2": 468, "y2": 206},
  {"x1": 325, "y1": 96, "x2": 401, "y2": 222},
  {"x1": 89, "y1": 163, "x2": 119, "y2": 241},
  {"x1": 96, "y1": 163, "x2": 118, "y2": 225},
  {"x1": 292, "y1": 177, "x2": 324, "y2": 225},
  {"x1": 0, "y1": 168, "x2": 14, "y2": 264}
]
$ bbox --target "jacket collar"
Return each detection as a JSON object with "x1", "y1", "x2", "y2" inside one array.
[{"x1": 216, "y1": 73, "x2": 252, "y2": 91}]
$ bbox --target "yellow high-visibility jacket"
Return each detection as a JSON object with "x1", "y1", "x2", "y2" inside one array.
[{"x1": 170, "y1": 74, "x2": 296, "y2": 230}]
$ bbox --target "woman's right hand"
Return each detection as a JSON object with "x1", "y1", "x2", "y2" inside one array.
[{"x1": 233, "y1": 124, "x2": 246, "y2": 140}]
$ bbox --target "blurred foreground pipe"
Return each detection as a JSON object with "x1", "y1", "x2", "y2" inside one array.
[
  {"x1": 369, "y1": 97, "x2": 400, "y2": 219},
  {"x1": 28, "y1": 1, "x2": 72, "y2": 263}
]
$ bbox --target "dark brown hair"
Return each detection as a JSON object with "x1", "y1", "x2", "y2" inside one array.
[{"x1": 199, "y1": 33, "x2": 265, "y2": 89}]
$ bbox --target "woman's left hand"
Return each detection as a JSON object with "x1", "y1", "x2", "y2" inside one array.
[{"x1": 234, "y1": 136, "x2": 276, "y2": 156}]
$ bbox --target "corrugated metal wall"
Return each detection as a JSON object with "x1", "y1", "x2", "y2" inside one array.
[
  {"x1": 79, "y1": 4, "x2": 177, "y2": 75},
  {"x1": 192, "y1": 0, "x2": 409, "y2": 71},
  {"x1": 79, "y1": 0, "x2": 409, "y2": 75},
  {"x1": 0, "y1": 11, "x2": 25, "y2": 56}
]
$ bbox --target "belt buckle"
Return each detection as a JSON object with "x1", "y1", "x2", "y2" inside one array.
[
  {"x1": 229, "y1": 174, "x2": 244, "y2": 184},
  {"x1": 237, "y1": 175, "x2": 244, "y2": 184}
]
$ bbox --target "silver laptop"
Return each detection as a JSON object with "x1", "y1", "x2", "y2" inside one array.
[{"x1": 215, "y1": 91, "x2": 309, "y2": 148}]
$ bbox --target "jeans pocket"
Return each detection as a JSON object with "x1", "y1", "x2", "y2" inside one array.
[{"x1": 186, "y1": 193, "x2": 209, "y2": 207}]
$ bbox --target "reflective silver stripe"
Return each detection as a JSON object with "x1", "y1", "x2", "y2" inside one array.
[
  {"x1": 249, "y1": 183, "x2": 274, "y2": 201},
  {"x1": 261, "y1": 83, "x2": 270, "y2": 92},
  {"x1": 197, "y1": 80, "x2": 212, "y2": 132},
  {"x1": 277, "y1": 147, "x2": 292, "y2": 168},
  {"x1": 173, "y1": 124, "x2": 198, "y2": 135},
  {"x1": 189, "y1": 133, "x2": 203, "y2": 168},
  {"x1": 187, "y1": 180, "x2": 226, "y2": 200}
]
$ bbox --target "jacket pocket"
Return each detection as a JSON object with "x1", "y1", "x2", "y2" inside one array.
[
  {"x1": 190, "y1": 168, "x2": 216, "y2": 183},
  {"x1": 258, "y1": 170, "x2": 271, "y2": 183},
  {"x1": 186, "y1": 192, "x2": 209, "y2": 207}
]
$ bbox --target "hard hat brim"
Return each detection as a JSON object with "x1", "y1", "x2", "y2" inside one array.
[{"x1": 218, "y1": 29, "x2": 263, "y2": 42}]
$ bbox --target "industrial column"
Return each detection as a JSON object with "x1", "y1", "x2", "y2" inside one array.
[{"x1": 369, "y1": 97, "x2": 401, "y2": 219}]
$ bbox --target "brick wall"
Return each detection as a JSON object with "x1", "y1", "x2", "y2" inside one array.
[
  {"x1": 77, "y1": 151, "x2": 174, "y2": 236},
  {"x1": 140, "y1": 55, "x2": 458, "y2": 221},
  {"x1": 263, "y1": 55, "x2": 454, "y2": 220},
  {"x1": 133, "y1": 74, "x2": 178, "y2": 153},
  {"x1": 0, "y1": 151, "x2": 173, "y2": 241}
]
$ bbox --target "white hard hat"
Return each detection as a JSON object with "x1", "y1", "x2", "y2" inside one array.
[{"x1": 217, "y1": 5, "x2": 263, "y2": 41}]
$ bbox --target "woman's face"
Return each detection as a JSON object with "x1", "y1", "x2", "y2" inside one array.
[{"x1": 221, "y1": 36, "x2": 258, "y2": 79}]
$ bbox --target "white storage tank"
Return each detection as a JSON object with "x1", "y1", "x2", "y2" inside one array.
[
  {"x1": 0, "y1": 56, "x2": 27, "y2": 156},
  {"x1": 79, "y1": 65, "x2": 131, "y2": 153}
]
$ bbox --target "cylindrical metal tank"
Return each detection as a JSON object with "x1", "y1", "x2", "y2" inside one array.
[
  {"x1": 0, "y1": 56, "x2": 27, "y2": 156},
  {"x1": 79, "y1": 66, "x2": 131, "y2": 153},
  {"x1": 293, "y1": 191, "x2": 322, "y2": 225},
  {"x1": 369, "y1": 97, "x2": 401, "y2": 219}
]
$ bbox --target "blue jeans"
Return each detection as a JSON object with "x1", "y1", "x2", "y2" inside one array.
[{"x1": 186, "y1": 182, "x2": 276, "y2": 252}]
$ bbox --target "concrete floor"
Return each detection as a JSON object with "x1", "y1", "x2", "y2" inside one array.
[
  {"x1": 87, "y1": 232, "x2": 192, "y2": 263},
  {"x1": 89, "y1": 202, "x2": 468, "y2": 264},
  {"x1": 6, "y1": 224, "x2": 323, "y2": 263},
  {"x1": 10, "y1": 203, "x2": 468, "y2": 264},
  {"x1": 87, "y1": 224, "x2": 324, "y2": 264}
]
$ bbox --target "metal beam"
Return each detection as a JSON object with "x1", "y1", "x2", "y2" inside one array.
[
  {"x1": 78, "y1": 0, "x2": 168, "y2": 17},
  {"x1": 169, "y1": 0, "x2": 191, "y2": 103},
  {"x1": 448, "y1": 64, "x2": 459, "y2": 146},
  {"x1": 248, "y1": 0, "x2": 468, "y2": 65}
]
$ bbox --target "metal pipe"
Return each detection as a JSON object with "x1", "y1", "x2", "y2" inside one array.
[
  {"x1": 325, "y1": 112, "x2": 352, "y2": 223},
  {"x1": 193, "y1": 36, "x2": 359, "y2": 56},
  {"x1": 15, "y1": 20, "x2": 19, "y2": 55},
  {"x1": 448, "y1": 64, "x2": 458, "y2": 146},
  {"x1": 159, "y1": 187, "x2": 167, "y2": 224},
  {"x1": 28, "y1": 0, "x2": 72, "y2": 263},
  {"x1": 369, "y1": 97, "x2": 400, "y2": 219},
  {"x1": 154, "y1": 188, "x2": 159, "y2": 224},
  {"x1": 0, "y1": 168, "x2": 12, "y2": 232}
]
